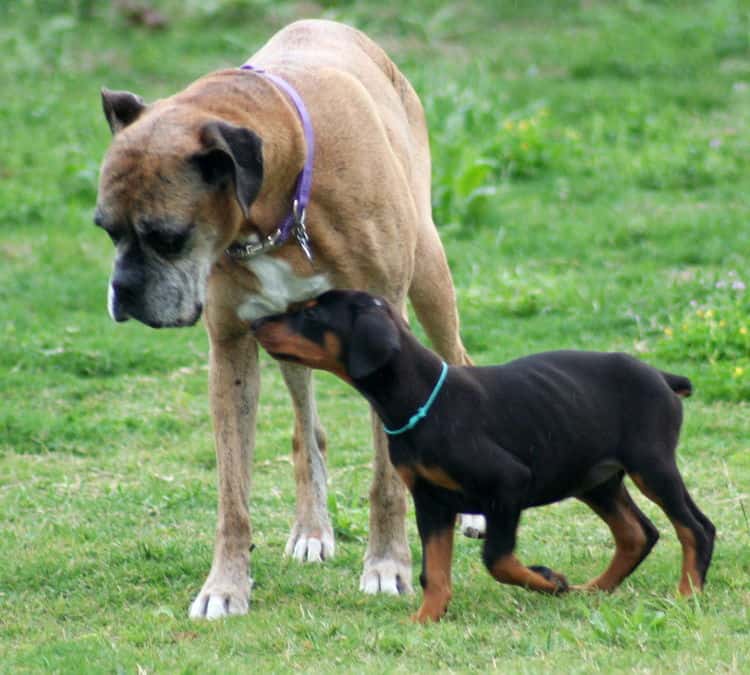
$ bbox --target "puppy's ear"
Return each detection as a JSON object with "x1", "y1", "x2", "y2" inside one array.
[
  {"x1": 348, "y1": 307, "x2": 401, "y2": 379},
  {"x1": 101, "y1": 88, "x2": 146, "y2": 134},
  {"x1": 192, "y1": 121, "x2": 263, "y2": 218}
]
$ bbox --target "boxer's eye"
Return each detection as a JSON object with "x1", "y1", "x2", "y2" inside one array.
[
  {"x1": 142, "y1": 226, "x2": 193, "y2": 258},
  {"x1": 93, "y1": 215, "x2": 123, "y2": 245}
]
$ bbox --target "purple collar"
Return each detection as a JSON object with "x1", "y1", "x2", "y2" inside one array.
[{"x1": 226, "y1": 64, "x2": 314, "y2": 261}]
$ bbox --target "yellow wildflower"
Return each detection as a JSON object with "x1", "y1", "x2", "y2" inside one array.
[
  {"x1": 705, "y1": 309, "x2": 715, "y2": 319},
  {"x1": 519, "y1": 120, "x2": 530, "y2": 131},
  {"x1": 664, "y1": 327, "x2": 674, "y2": 337},
  {"x1": 740, "y1": 326, "x2": 748, "y2": 335},
  {"x1": 719, "y1": 320, "x2": 727, "y2": 328},
  {"x1": 733, "y1": 366, "x2": 744, "y2": 377}
]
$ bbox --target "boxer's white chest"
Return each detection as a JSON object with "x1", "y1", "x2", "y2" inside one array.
[{"x1": 236, "y1": 255, "x2": 331, "y2": 321}]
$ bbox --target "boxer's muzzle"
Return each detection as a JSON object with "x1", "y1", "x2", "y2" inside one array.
[{"x1": 106, "y1": 238, "x2": 207, "y2": 329}]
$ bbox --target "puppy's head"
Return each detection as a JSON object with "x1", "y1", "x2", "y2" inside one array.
[
  {"x1": 94, "y1": 87, "x2": 263, "y2": 328},
  {"x1": 251, "y1": 290, "x2": 401, "y2": 381}
]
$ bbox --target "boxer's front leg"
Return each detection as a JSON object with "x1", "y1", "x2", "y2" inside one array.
[{"x1": 189, "y1": 329, "x2": 259, "y2": 619}]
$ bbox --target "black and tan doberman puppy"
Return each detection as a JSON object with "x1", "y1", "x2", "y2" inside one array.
[{"x1": 252, "y1": 290, "x2": 715, "y2": 623}]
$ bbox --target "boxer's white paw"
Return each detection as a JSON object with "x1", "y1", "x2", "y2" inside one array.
[
  {"x1": 360, "y1": 557, "x2": 413, "y2": 595},
  {"x1": 459, "y1": 513, "x2": 486, "y2": 538},
  {"x1": 285, "y1": 521, "x2": 335, "y2": 563},
  {"x1": 189, "y1": 572, "x2": 252, "y2": 620}
]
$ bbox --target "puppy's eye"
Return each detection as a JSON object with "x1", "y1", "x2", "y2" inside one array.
[{"x1": 302, "y1": 306, "x2": 318, "y2": 320}]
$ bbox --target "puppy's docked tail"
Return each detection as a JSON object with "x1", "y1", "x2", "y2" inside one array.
[{"x1": 660, "y1": 371, "x2": 693, "y2": 398}]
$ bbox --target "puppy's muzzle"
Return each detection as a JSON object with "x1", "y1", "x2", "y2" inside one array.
[{"x1": 251, "y1": 316, "x2": 295, "y2": 356}]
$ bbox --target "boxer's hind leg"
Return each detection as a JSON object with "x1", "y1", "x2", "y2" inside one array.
[
  {"x1": 360, "y1": 406, "x2": 413, "y2": 595},
  {"x1": 408, "y1": 223, "x2": 472, "y2": 368},
  {"x1": 279, "y1": 361, "x2": 335, "y2": 563},
  {"x1": 409, "y1": 223, "x2": 482, "y2": 539}
]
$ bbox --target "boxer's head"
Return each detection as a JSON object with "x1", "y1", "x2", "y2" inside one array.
[{"x1": 95, "y1": 87, "x2": 263, "y2": 327}]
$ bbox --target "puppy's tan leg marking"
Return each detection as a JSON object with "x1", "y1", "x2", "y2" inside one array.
[
  {"x1": 630, "y1": 474, "x2": 704, "y2": 596},
  {"x1": 189, "y1": 329, "x2": 259, "y2": 620},
  {"x1": 577, "y1": 493, "x2": 649, "y2": 592},
  {"x1": 490, "y1": 554, "x2": 568, "y2": 594},
  {"x1": 672, "y1": 523, "x2": 702, "y2": 596},
  {"x1": 412, "y1": 527, "x2": 454, "y2": 623},
  {"x1": 360, "y1": 410, "x2": 413, "y2": 595},
  {"x1": 279, "y1": 361, "x2": 334, "y2": 563}
]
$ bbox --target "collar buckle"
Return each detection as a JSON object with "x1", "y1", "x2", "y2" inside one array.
[
  {"x1": 226, "y1": 231, "x2": 281, "y2": 260},
  {"x1": 293, "y1": 199, "x2": 313, "y2": 262}
]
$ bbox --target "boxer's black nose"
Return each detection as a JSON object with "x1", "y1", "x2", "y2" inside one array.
[{"x1": 111, "y1": 246, "x2": 146, "y2": 302}]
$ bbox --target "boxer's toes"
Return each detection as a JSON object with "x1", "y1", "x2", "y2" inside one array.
[
  {"x1": 285, "y1": 520, "x2": 335, "y2": 563},
  {"x1": 528, "y1": 565, "x2": 569, "y2": 594},
  {"x1": 360, "y1": 557, "x2": 413, "y2": 595},
  {"x1": 189, "y1": 574, "x2": 252, "y2": 620}
]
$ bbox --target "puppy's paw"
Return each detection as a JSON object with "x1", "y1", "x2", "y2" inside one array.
[
  {"x1": 285, "y1": 521, "x2": 335, "y2": 563},
  {"x1": 458, "y1": 513, "x2": 486, "y2": 539},
  {"x1": 360, "y1": 557, "x2": 413, "y2": 595},
  {"x1": 529, "y1": 565, "x2": 569, "y2": 594},
  {"x1": 410, "y1": 605, "x2": 447, "y2": 623}
]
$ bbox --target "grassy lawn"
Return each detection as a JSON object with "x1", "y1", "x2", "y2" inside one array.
[{"x1": 1, "y1": 0, "x2": 749, "y2": 672}]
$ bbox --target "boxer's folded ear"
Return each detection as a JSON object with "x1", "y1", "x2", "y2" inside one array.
[
  {"x1": 192, "y1": 121, "x2": 264, "y2": 219},
  {"x1": 101, "y1": 88, "x2": 146, "y2": 134}
]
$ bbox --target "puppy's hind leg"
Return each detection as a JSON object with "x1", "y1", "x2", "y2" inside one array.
[
  {"x1": 630, "y1": 462, "x2": 715, "y2": 596},
  {"x1": 576, "y1": 472, "x2": 659, "y2": 592},
  {"x1": 279, "y1": 361, "x2": 335, "y2": 563}
]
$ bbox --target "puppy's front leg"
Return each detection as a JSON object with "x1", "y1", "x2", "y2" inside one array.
[
  {"x1": 411, "y1": 489, "x2": 456, "y2": 623},
  {"x1": 482, "y1": 513, "x2": 568, "y2": 594},
  {"x1": 190, "y1": 329, "x2": 260, "y2": 619}
]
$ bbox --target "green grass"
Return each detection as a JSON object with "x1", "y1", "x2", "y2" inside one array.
[{"x1": 2, "y1": 0, "x2": 750, "y2": 672}]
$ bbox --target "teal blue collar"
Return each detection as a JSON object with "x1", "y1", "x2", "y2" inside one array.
[{"x1": 383, "y1": 361, "x2": 449, "y2": 436}]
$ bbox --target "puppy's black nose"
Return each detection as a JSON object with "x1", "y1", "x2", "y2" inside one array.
[{"x1": 250, "y1": 316, "x2": 269, "y2": 332}]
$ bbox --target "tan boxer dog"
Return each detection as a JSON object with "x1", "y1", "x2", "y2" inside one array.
[{"x1": 95, "y1": 19, "x2": 472, "y2": 619}]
